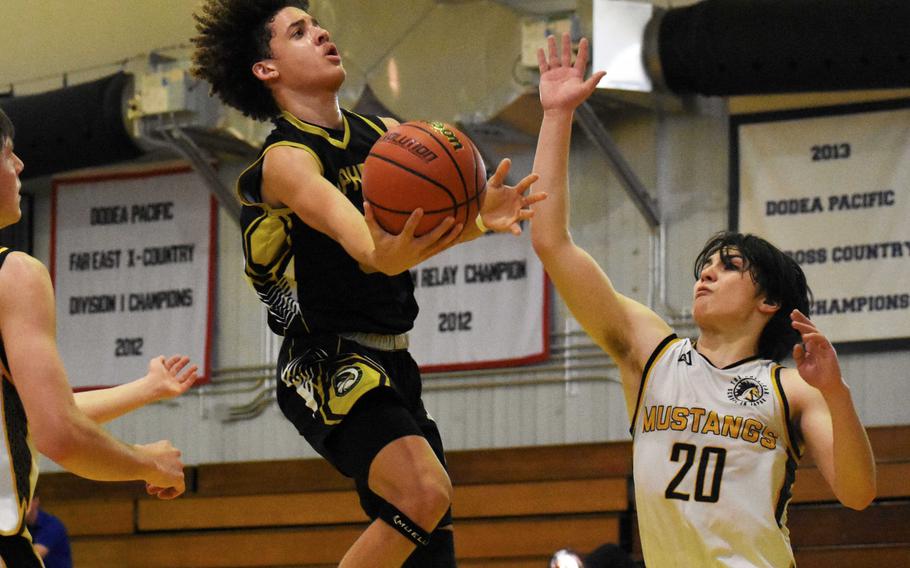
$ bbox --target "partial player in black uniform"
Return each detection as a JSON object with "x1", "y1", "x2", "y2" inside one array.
[
  {"x1": 192, "y1": 2, "x2": 543, "y2": 566},
  {"x1": 0, "y1": 108, "x2": 198, "y2": 566}
]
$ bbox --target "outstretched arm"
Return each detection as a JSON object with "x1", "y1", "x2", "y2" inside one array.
[
  {"x1": 0, "y1": 252, "x2": 185, "y2": 498},
  {"x1": 75, "y1": 355, "x2": 198, "y2": 424},
  {"x1": 786, "y1": 310, "x2": 875, "y2": 510},
  {"x1": 529, "y1": 34, "x2": 671, "y2": 414},
  {"x1": 264, "y1": 146, "x2": 462, "y2": 276}
]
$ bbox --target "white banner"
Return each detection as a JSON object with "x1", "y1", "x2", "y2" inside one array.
[
  {"x1": 408, "y1": 229, "x2": 548, "y2": 371},
  {"x1": 733, "y1": 100, "x2": 910, "y2": 344},
  {"x1": 52, "y1": 164, "x2": 215, "y2": 388}
]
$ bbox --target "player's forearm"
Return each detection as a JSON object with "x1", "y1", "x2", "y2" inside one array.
[
  {"x1": 75, "y1": 377, "x2": 154, "y2": 424},
  {"x1": 822, "y1": 382, "x2": 876, "y2": 509},
  {"x1": 35, "y1": 409, "x2": 155, "y2": 482},
  {"x1": 530, "y1": 110, "x2": 575, "y2": 256}
]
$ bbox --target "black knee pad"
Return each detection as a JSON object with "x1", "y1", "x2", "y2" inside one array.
[
  {"x1": 378, "y1": 501, "x2": 431, "y2": 547},
  {"x1": 402, "y1": 528, "x2": 456, "y2": 568}
]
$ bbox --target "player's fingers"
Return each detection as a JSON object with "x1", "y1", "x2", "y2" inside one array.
[
  {"x1": 575, "y1": 37, "x2": 589, "y2": 70},
  {"x1": 180, "y1": 366, "x2": 199, "y2": 384},
  {"x1": 362, "y1": 202, "x2": 384, "y2": 237},
  {"x1": 423, "y1": 222, "x2": 462, "y2": 257},
  {"x1": 487, "y1": 158, "x2": 511, "y2": 188},
  {"x1": 584, "y1": 71, "x2": 607, "y2": 91},
  {"x1": 802, "y1": 333, "x2": 831, "y2": 351},
  {"x1": 537, "y1": 47, "x2": 548, "y2": 74},
  {"x1": 156, "y1": 487, "x2": 182, "y2": 500},
  {"x1": 790, "y1": 309, "x2": 812, "y2": 323},
  {"x1": 798, "y1": 329, "x2": 830, "y2": 354},
  {"x1": 547, "y1": 35, "x2": 559, "y2": 67},
  {"x1": 517, "y1": 208, "x2": 536, "y2": 221},
  {"x1": 170, "y1": 356, "x2": 191, "y2": 374},
  {"x1": 418, "y1": 215, "x2": 456, "y2": 245},
  {"x1": 561, "y1": 32, "x2": 572, "y2": 67},
  {"x1": 792, "y1": 343, "x2": 805, "y2": 364},
  {"x1": 525, "y1": 192, "x2": 548, "y2": 205},
  {"x1": 790, "y1": 320, "x2": 817, "y2": 335},
  {"x1": 399, "y1": 207, "x2": 425, "y2": 239},
  {"x1": 512, "y1": 172, "x2": 540, "y2": 194}
]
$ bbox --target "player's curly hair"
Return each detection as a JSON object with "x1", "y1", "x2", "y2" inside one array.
[
  {"x1": 191, "y1": 0, "x2": 310, "y2": 121},
  {"x1": 0, "y1": 108, "x2": 14, "y2": 143},
  {"x1": 693, "y1": 231, "x2": 812, "y2": 362}
]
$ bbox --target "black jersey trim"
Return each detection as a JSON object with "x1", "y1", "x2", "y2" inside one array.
[
  {"x1": 693, "y1": 344, "x2": 761, "y2": 370},
  {"x1": 349, "y1": 112, "x2": 388, "y2": 136},
  {"x1": 0, "y1": 247, "x2": 10, "y2": 375},
  {"x1": 281, "y1": 110, "x2": 351, "y2": 148},
  {"x1": 236, "y1": 141, "x2": 325, "y2": 207},
  {"x1": 630, "y1": 334, "x2": 679, "y2": 436},
  {"x1": 774, "y1": 447, "x2": 799, "y2": 528},
  {"x1": 0, "y1": 377, "x2": 32, "y2": 537},
  {"x1": 772, "y1": 365, "x2": 802, "y2": 460}
]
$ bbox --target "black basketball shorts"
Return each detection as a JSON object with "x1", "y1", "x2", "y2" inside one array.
[{"x1": 275, "y1": 333, "x2": 447, "y2": 485}]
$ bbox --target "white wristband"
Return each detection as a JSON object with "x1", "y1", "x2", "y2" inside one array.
[{"x1": 475, "y1": 214, "x2": 489, "y2": 233}]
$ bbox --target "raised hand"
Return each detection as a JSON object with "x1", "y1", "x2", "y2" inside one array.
[
  {"x1": 363, "y1": 202, "x2": 462, "y2": 275},
  {"x1": 791, "y1": 309, "x2": 844, "y2": 393},
  {"x1": 478, "y1": 158, "x2": 543, "y2": 235},
  {"x1": 146, "y1": 355, "x2": 199, "y2": 402},
  {"x1": 537, "y1": 33, "x2": 606, "y2": 114}
]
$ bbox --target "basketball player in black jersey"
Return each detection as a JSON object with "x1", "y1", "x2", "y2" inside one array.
[
  {"x1": 0, "y1": 107, "x2": 199, "y2": 565},
  {"x1": 192, "y1": 1, "x2": 544, "y2": 566}
]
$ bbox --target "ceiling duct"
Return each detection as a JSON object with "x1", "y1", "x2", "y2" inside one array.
[
  {"x1": 654, "y1": 0, "x2": 910, "y2": 96},
  {"x1": 0, "y1": 73, "x2": 141, "y2": 180}
]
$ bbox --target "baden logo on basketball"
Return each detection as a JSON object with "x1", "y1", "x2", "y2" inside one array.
[
  {"x1": 332, "y1": 365, "x2": 363, "y2": 397},
  {"x1": 727, "y1": 375, "x2": 767, "y2": 406}
]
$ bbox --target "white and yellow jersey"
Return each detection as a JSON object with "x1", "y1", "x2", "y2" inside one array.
[{"x1": 631, "y1": 335, "x2": 801, "y2": 568}]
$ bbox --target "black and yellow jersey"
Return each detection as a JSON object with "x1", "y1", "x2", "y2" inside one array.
[
  {"x1": 237, "y1": 110, "x2": 418, "y2": 337},
  {"x1": 0, "y1": 247, "x2": 38, "y2": 538}
]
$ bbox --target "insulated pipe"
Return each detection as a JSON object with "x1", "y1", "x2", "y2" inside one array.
[
  {"x1": 653, "y1": 0, "x2": 910, "y2": 96},
  {"x1": 0, "y1": 73, "x2": 141, "y2": 179}
]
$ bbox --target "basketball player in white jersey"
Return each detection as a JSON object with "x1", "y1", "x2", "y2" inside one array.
[
  {"x1": 0, "y1": 107, "x2": 197, "y2": 565},
  {"x1": 529, "y1": 34, "x2": 875, "y2": 567}
]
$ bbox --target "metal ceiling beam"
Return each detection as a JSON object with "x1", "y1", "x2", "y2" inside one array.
[{"x1": 574, "y1": 101, "x2": 660, "y2": 228}]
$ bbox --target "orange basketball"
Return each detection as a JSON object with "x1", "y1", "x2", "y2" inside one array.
[{"x1": 363, "y1": 121, "x2": 486, "y2": 236}]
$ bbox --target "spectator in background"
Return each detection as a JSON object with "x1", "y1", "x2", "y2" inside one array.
[{"x1": 26, "y1": 495, "x2": 71, "y2": 568}]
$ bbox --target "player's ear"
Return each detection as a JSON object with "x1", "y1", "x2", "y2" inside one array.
[
  {"x1": 252, "y1": 60, "x2": 278, "y2": 81},
  {"x1": 759, "y1": 297, "x2": 780, "y2": 315}
]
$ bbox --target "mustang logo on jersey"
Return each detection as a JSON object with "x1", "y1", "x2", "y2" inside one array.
[
  {"x1": 641, "y1": 404, "x2": 778, "y2": 450},
  {"x1": 727, "y1": 375, "x2": 768, "y2": 406}
]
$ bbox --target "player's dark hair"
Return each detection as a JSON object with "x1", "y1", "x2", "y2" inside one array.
[
  {"x1": 693, "y1": 231, "x2": 812, "y2": 362},
  {"x1": 191, "y1": 0, "x2": 310, "y2": 121},
  {"x1": 0, "y1": 108, "x2": 14, "y2": 143}
]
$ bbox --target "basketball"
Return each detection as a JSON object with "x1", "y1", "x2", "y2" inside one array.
[{"x1": 363, "y1": 121, "x2": 487, "y2": 236}]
